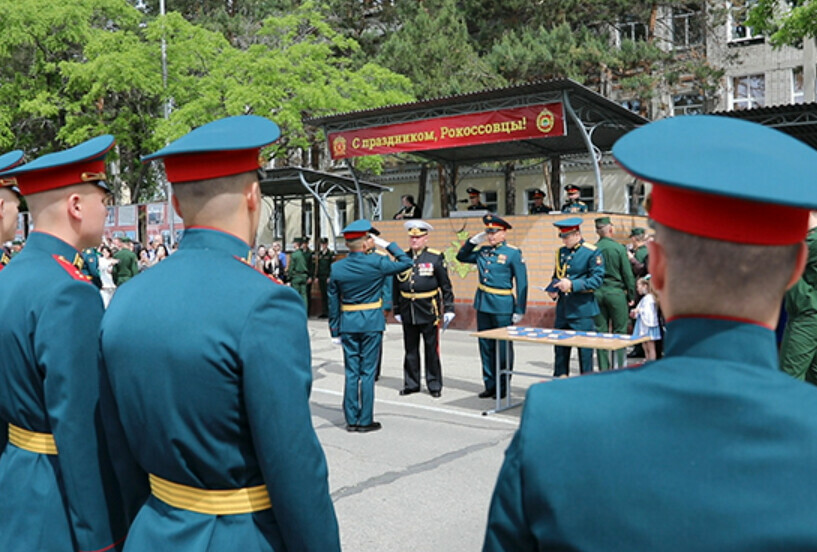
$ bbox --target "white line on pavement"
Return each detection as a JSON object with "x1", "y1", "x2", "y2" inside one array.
[{"x1": 311, "y1": 387, "x2": 521, "y2": 427}]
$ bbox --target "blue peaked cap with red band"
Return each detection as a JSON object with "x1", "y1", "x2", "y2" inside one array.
[
  {"x1": 342, "y1": 219, "x2": 380, "y2": 240},
  {"x1": 0, "y1": 137, "x2": 114, "y2": 195},
  {"x1": 613, "y1": 115, "x2": 817, "y2": 245},
  {"x1": 143, "y1": 115, "x2": 281, "y2": 184},
  {"x1": 0, "y1": 150, "x2": 24, "y2": 194}
]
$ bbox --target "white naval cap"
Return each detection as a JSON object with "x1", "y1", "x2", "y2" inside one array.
[{"x1": 404, "y1": 219, "x2": 433, "y2": 236}]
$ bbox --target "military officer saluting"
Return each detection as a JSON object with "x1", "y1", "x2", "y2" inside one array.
[
  {"x1": 561, "y1": 184, "x2": 588, "y2": 213},
  {"x1": 457, "y1": 215, "x2": 528, "y2": 399},
  {"x1": 529, "y1": 188, "x2": 550, "y2": 214},
  {"x1": 466, "y1": 187, "x2": 488, "y2": 211},
  {"x1": 329, "y1": 220, "x2": 412, "y2": 432},
  {"x1": 0, "y1": 150, "x2": 24, "y2": 273},
  {"x1": 0, "y1": 136, "x2": 129, "y2": 551},
  {"x1": 393, "y1": 220, "x2": 455, "y2": 398},
  {"x1": 100, "y1": 116, "x2": 340, "y2": 550},
  {"x1": 549, "y1": 218, "x2": 605, "y2": 376}
]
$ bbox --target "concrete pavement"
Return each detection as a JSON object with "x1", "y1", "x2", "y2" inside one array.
[{"x1": 306, "y1": 319, "x2": 573, "y2": 551}]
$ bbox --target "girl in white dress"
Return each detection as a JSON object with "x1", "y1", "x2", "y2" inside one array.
[{"x1": 630, "y1": 276, "x2": 661, "y2": 361}]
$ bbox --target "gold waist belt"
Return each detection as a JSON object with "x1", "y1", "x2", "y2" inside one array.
[
  {"x1": 149, "y1": 473, "x2": 272, "y2": 515},
  {"x1": 478, "y1": 283, "x2": 513, "y2": 296},
  {"x1": 400, "y1": 289, "x2": 438, "y2": 300},
  {"x1": 8, "y1": 424, "x2": 58, "y2": 455},
  {"x1": 341, "y1": 299, "x2": 383, "y2": 312}
]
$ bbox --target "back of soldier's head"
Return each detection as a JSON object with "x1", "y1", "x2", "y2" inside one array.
[{"x1": 614, "y1": 116, "x2": 817, "y2": 315}]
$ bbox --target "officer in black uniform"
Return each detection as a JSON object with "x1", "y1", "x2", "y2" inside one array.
[
  {"x1": 466, "y1": 187, "x2": 488, "y2": 211},
  {"x1": 393, "y1": 220, "x2": 455, "y2": 398},
  {"x1": 529, "y1": 189, "x2": 550, "y2": 214}
]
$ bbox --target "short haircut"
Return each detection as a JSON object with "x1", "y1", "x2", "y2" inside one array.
[
  {"x1": 345, "y1": 236, "x2": 367, "y2": 251},
  {"x1": 656, "y1": 223, "x2": 799, "y2": 312},
  {"x1": 172, "y1": 171, "x2": 256, "y2": 204}
]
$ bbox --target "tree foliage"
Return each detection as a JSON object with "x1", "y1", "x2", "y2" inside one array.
[
  {"x1": 0, "y1": 0, "x2": 412, "y2": 201},
  {"x1": 746, "y1": 0, "x2": 815, "y2": 47},
  {"x1": 376, "y1": 0, "x2": 505, "y2": 99}
]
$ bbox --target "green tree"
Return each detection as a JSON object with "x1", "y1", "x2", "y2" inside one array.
[
  {"x1": 0, "y1": 0, "x2": 141, "y2": 152},
  {"x1": 376, "y1": 0, "x2": 505, "y2": 99},
  {"x1": 746, "y1": 0, "x2": 815, "y2": 47}
]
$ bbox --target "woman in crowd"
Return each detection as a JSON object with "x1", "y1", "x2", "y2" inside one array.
[{"x1": 98, "y1": 245, "x2": 118, "y2": 308}]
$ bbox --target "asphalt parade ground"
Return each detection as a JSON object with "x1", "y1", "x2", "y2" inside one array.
[{"x1": 306, "y1": 319, "x2": 573, "y2": 551}]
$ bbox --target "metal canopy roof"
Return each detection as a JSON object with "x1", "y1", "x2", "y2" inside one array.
[
  {"x1": 260, "y1": 167, "x2": 391, "y2": 199},
  {"x1": 711, "y1": 102, "x2": 817, "y2": 151},
  {"x1": 305, "y1": 78, "x2": 648, "y2": 166},
  {"x1": 259, "y1": 167, "x2": 392, "y2": 242}
]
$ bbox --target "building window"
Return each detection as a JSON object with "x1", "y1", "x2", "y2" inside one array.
[
  {"x1": 617, "y1": 16, "x2": 648, "y2": 43},
  {"x1": 728, "y1": 0, "x2": 762, "y2": 42},
  {"x1": 525, "y1": 188, "x2": 546, "y2": 213},
  {"x1": 793, "y1": 67, "x2": 805, "y2": 104},
  {"x1": 672, "y1": 93, "x2": 705, "y2": 115},
  {"x1": 627, "y1": 180, "x2": 648, "y2": 215},
  {"x1": 673, "y1": 6, "x2": 704, "y2": 50},
  {"x1": 621, "y1": 99, "x2": 642, "y2": 114},
  {"x1": 484, "y1": 191, "x2": 498, "y2": 213},
  {"x1": 336, "y1": 199, "x2": 348, "y2": 231},
  {"x1": 730, "y1": 74, "x2": 765, "y2": 110}
]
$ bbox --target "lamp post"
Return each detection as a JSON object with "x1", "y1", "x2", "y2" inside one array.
[{"x1": 160, "y1": 0, "x2": 176, "y2": 246}]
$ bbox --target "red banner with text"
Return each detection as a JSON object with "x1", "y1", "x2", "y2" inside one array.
[{"x1": 328, "y1": 102, "x2": 565, "y2": 159}]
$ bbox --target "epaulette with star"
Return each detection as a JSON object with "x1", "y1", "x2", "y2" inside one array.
[
  {"x1": 427, "y1": 248, "x2": 442, "y2": 255},
  {"x1": 505, "y1": 244, "x2": 519, "y2": 250},
  {"x1": 233, "y1": 255, "x2": 283, "y2": 285},
  {"x1": 581, "y1": 242, "x2": 598, "y2": 251},
  {"x1": 53, "y1": 254, "x2": 93, "y2": 283}
]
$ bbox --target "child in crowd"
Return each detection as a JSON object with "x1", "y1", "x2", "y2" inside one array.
[{"x1": 630, "y1": 275, "x2": 661, "y2": 361}]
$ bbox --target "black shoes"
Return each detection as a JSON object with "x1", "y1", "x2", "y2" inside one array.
[
  {"x1": 429, "y1": 390, "x2": 441, "y2": 398},
  {"x1": 478, "y1": 389, "x2": 507, "y2": 399},
  {"x1": 346, "y1": 422, "x2": 382, "y2": 432},
  {"x1": 357, "y1": 422, "x2": 382, "y2": 433},
  {"x1": 399, "y1": 388, "x2": 420, "y2": 396}
]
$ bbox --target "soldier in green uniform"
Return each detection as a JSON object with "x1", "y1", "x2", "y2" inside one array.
[
  {"x1": 112, "y1": 235, "x2": 139, "y2": 285},
  {"x1": 484, "y1": 114, "x2": 817, "y2": 552},
  {"x1": 560, "y1": 185, "x2": 588, "y2": 213},
  {"x1": 548, "y1": 218, "x2": 605, "y2": 376},
  {"x1": 0, "y1": 151, "x2": 24, "y2": 274},
  {"x1": 328, "y1": 220, "x2": 412, "y2": 432},
  {"x1": 393, "y1": 220, "x2": 455, "y2": 398},
  {"x1": 628, "y1": 226, "x2": 649, "y2": 277},
  {"x1": 288, "y1": 237, "x2": 312, "y2": 311},
  {"x1": 593, "y1": 216, "x2": 636, "y2": 370},
  {"x1": 780, "y1": 211, "x2": 817, "y2": 384},
  {"x1": 457, "y1": 214, "x2": 528, "y2": 398},
  {"x1": 316, "y1": 237, "x2": 334, "y2": 318}
]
